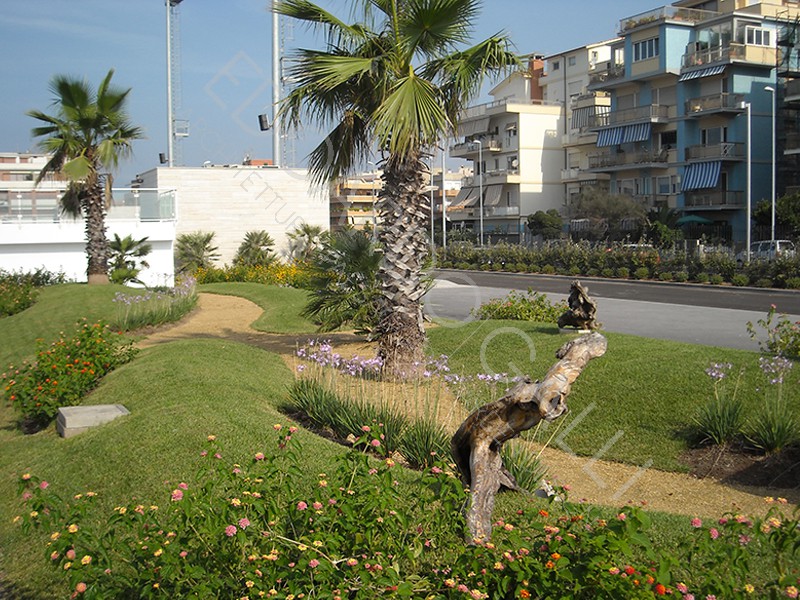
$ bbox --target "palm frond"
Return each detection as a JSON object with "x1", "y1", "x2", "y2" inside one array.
[
  {"x1": 400, "y1": 0, "x2": 480, "y2": 57},
  {"x1": 274, "y1": 0, "x2": 367, "y2": 46},
  {"x1": 306, "y1": 111, "x2": 372, "y2": 185}
]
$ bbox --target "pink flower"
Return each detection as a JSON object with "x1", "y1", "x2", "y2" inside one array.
[
  {"x1": 179, "y1": 551, "x2": 188, "y2": 558},
  {"x1": 431, "y1": 466, "x2": 443, "y2": 474},
  {"x1": 691, "y1": 518, "x2": 702, "y2": 528},
  {"x1": 178, "y1": 482, "x2": 188, "y2": 490},
  {"x1": 75, "y1": 582, "x2": 87, "y2": 594},
  {"x1": 786, "y1": 586, "x2": 799, "y2": 599},
  {"x1": 39, "y1": 481, "x2": 49, "y2": 490},
  {"x1": 297, "y1": 501, "x2": 308, "y2": 511},
  {"x1": 312, "y1": 501, "x2": 323, "y2": 510},
  {"x1": 370, "y1": 439, "x2": 381, "y2": 448},
  {"x1": 361, "y1": 426, "x2": 371, "y2": 432},
  {"x1": 171, "y1": 489, "x2": 184, "y2": 502},
  {"x1": 200, "y1": 450, "x2": 208, "y2": 457},
  {"x1": 609, "y1": 567, "x2": 620, "y2": 575},
  {"x1": 214, "y1": 453, "x2": 222, "y2": 460},
  {"x1": 709, "y1": 528, "x2": 719, "y2": 540},
  {"x1": 309, "y1": 559, "x2": 320, "y2": 568},
  {"x1": 677, "y1": 583, "x2": 689, "y2": 593},
  {"x1": 254, "y1": 452, "x2": 265, "y2": 461},
  {"x1": 66, "y1": 549, "x2": 76, "y2": 560},
  {"x1": 273, "y1": 424, "x2": 282, "y2": 431},
  {"x1": 224, "y1": 525, "x2": 237, "y2": 537},
  {"x1": 289, "y1": 426, "x2": 298, "y2": 434},
  {"x1": 616, "y1": 513, "x2": 627, "y2": 521},
  {"x1": 238, "y1": 518, "x2": 250, "y2": 530}
]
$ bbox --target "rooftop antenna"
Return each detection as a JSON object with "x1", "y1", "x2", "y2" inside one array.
[{"x1": 166, "y1": 0, "x2": 189, "y2": 167}]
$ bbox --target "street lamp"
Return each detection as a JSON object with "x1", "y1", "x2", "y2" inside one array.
[
  {"x1": 765, "y1": 85, "x2": 776, "y2": 244},
  {"x1": 472, "y1": 139, "x2": 484, "y2": 247},
  {"x1": 367, "y1": 160, "x2": 379, "y2": 240},
  {"x1": 744, "y1": 101, "x2": 752, "y2": 263},
  {"x1": 441, "y1": 139, "x2": 447, "y2": 252}
]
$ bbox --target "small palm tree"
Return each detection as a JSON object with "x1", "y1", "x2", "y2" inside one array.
[
  {"x1": 108, "y1": 233, "x2": 152, "y2": 284},
  {"x1": 287, "y1": 223, "x2": 327, "y2": 262},
  {"x1": 175, "y1": 231, "x2": 220, "y2": 274},
  {"x1": 234, "y1": 231, "x2": 277, "y2": 267},
  {"x1": 303, "y1": 228, "x2": 382, "y2": 335},
  {"x1": 276, "y1": 0, "x2": 516, "y2": 375},
  {"x1": 28, "y1": 69, "x2": 143, "y2": 284}
]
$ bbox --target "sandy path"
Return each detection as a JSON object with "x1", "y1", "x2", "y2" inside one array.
[{"x1": 138, "y1": 293, "x2": 797, "y2": 518}]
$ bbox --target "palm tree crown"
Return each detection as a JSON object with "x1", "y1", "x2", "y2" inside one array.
[
  {"x1": 276, "y1": 0, "x2": 516, "y2": 375},
  {"x1": 28, "y1": 69, "x2": 143, "y2": 283}
]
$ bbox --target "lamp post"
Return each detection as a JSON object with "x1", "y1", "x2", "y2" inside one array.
[
  {"x1": 745, "y1": 101, "x2": 752, "y2": 263},
  {"x1": 367, "y1": 160, "x2": 378, "y2": 241},
  {"x1": 429, "y1": 155, "x2": 435, "y2": 255},
  {"x1": 442, "y1": 138, "x2": 447, "y2": 252},
  {"x1": 765, "y1": 85, "x2": 776, "y2": 244},
  {"x1": 473, "y1": 139, "x2": 484, "y2": 247}
]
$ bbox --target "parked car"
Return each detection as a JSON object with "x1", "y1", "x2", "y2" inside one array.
[{"x1": 735, "y1": 240, "x2": 796, "y2": 264}]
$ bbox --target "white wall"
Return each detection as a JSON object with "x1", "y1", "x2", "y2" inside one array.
[{"x1": 140, "y1": 166, "x2": 329, "y2": 265}]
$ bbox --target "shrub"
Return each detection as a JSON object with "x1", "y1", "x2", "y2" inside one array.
[
  {"x1": 233, "y1": 231, "x2": 277, "y2": 267},
  {"x1": 731, "y1": 274, "x2": 749, "y2": 287},
  {"x1": 175, "y1": 231, "x2": 220, "y2": 273},
  {"x1": 501, "y1": 441, "x2": 546, "y2": 491},
  {"x1": 107, "y1": 234, "x2": 152, "y2": 285},
  {"x1": 112, "y1": 276, "x2": 198, "y2": 331},
  {"x1": 709, "y1": 274, "x2": 724, "y2": 285},
  {"x1": 541, "y1": 264, "x2": 555, "y2": 275},
  {"x1": 399, "y1": 418, "x2": 451, "y2": 469},
  {"x1": 616, "y1": 267, "x2": 630, "y2": 279},
  {"x1": 2, "y1": 320, "x2": 137, "y2": 431},
  {"x1": 695, "y1": 272, "x2": 710, "y2": 284},
  {"x1": 658, "y1": 271, "x2": 672, "y2": 281},
  {"x1": 471, "y1": 288, "x2": 567, "y2": 323},
  {"x1": 513, "y1": 262, "x2": 527, "y2": 273},
  {"x1": 754, "y1": 278, "x2": 773, "y2": 288},
  {"x1": 673, "y1": 271, "x2": 689, "y2": 282},
  {"x1": 0, "y1": 278, "x2": 37, "y2": 317},
  {"x1": 747, "y1": 306, "x2": 800, "y2": 359},
  {"x1": 455, "y1": 262, "x2": 470, "y2": 271},
  {"x1": 746, "y1": 396, "x2": 798, "y2": 454},
  {"x1": 786, "y1": 277, "x2": 800, "y2": 290},
  {"x1": 691, "y1": 362, "x2": 743, "y2": 446},
  {"x1": 601, "y1": 268, "x2": 614, "y2": 278}
]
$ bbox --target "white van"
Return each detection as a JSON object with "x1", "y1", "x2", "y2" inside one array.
[{"x1": 735, "y1": 240, "x2": 796, "y2": 264}]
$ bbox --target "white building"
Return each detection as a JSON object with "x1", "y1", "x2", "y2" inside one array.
[{"x1": 137, "y1": 164, "x2": 328, "y2": 264}]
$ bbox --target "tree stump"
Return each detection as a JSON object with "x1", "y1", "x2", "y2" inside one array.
[
  {"x1": 557, "y1": 280, "x2": 599, "y2": 331},
  {"x1": 451, "y1": 332, "x2": 607, "y2": 542}
]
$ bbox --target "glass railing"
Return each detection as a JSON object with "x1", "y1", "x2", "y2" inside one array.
[
  {"x1": 681, "y1": 43, "x2": 745, "y2": 68},
  {"x1": 685, "y1": 93, "x2": 745, "y2": 114},
  {"x1": 620, "y1": 6, "x2": 717, "y2": 33},
  {"x1": 684, "y1": 190, "x2": 744, "y2": 207},
  {"x1": 685, "y1": 143, "x2": 744, "y2": 160}
]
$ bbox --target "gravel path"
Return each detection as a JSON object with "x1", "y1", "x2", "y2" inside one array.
[{"x1": 139, "y1": 293, "x2": 797, "y2": 518}]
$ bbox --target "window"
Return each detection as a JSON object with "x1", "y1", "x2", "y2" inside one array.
[
  {"x1": 660, "y1": 130, "x2": 677, "y2": 148},
  {"x1": 701, "y1": 127, "x2": 727, "y2": 145},
  {"x1": 552, "y1": 60, "x2": 560, "y2": 71},
  {"x1": 633, "y1": 37, "x2": 660, "y2": 62},
  {"x1": 656, "y1": 176, "x2": 671, "y2": 195},
  {"x1": 746, "y1": 26, "x2": 771, "y2": 47},
  {"x1": 568, "y1": 56, "x2": 577, "y2": 67}
]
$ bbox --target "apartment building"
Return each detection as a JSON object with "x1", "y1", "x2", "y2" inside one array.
[
  {"x1": 330, "y1": 173, "x2": 381, "y2": 233},
  {"x1": 449, "y1": 56, "x2": 564, "y2": 242},
  {"x1": 584, "y1": 0, "x2": 800, "y2": 242}
]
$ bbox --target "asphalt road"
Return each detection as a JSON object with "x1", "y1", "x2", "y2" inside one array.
[{"x1": 423, "y1": 270, "x2": 800, "y2": 352}]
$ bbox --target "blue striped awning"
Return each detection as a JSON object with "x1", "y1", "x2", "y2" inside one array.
[
  {"x1": 622, "y1": 122, "x2": 652, "y2": 144},
  {"x1": 678, "y1": 64, "x2": 726, "y2": 82},
  {"x1": 596, "y1": 126, "x2": 625, "y2": 147},
  {"x1": 681, "y1": 161, "x2": 722, "y2": 191}
]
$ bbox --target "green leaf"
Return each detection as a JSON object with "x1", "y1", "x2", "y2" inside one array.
[{"x1": 62, "y1": 155, "x2": 92, "y2": 181}]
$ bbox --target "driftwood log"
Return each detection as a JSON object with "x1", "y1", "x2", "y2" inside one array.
[
  {"x1": 451, "y1": 332, "x2": 607, "y2": 542},
  {"x1": 557, "y1": 280, "x2": 599, "y2": 331}
]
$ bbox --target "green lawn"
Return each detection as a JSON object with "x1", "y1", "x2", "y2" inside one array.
[{"x1": 0, "y1": 282, "x2": 795, "y2": 597}]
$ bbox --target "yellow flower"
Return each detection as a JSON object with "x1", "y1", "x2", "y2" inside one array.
[
  {"x1": 297, "y1": 544, "x2": 308, "y2": 551},
  {"x1": 153, "y1": 549, "x2": 163, "y2": 557},
  {"x1": 68, "y1": 524, "x2": 79, "y2": 533},
  {"x1": 29, "y1": 511, "x2": 39, "y2": 518},
  {"x1": 63, "y1": 562, "x2": 72, "y2": 570},
  {"x1": 50, "y1": 532, "x2": 60, "y2": 541},
  {"x1": 81, "y1": 555, "x2": 92, "y2": 565},
  {"x1": 744, "y1": 584, "x2": 755, "y2": 594}
]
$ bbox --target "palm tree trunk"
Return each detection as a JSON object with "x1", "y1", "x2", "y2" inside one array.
[
  {"x1": 83, "y1": 178, "x2": 110, "y2": 284},
  {"x1": 376, "y1": 152, "x2": 430, "y2": 377}
]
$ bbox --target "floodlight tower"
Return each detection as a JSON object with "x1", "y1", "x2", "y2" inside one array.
[{"x1": 166, "y1": 0, "x2": 189, "y2": 167}]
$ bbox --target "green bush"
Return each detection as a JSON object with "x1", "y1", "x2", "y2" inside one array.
[
  {"x1": 501, "y1": 441, "x2": 546, "y2": 491},
  {"x1": 471, "y1": 288, "x2": 567, "y2": 323},
  {"x1": 601, "y1": 268, "x2": 614, "y2": 278},
  {"x1": 731, "y1": 274, "x2": 749, "y2": 287},
  {"x1": 541, "y1": 264, "x2": 555, "y2": 275},
  {"x1": 2, "y1": 320, "x2": 137, "y2": 431},
  {"x1": 709, "y1": 274, "x2": 724, "y2": 285},
  {"x1": 695, "y1": 272, "x2": 710, "y2": 283},
  {"x1": 658, "y1": 272, "x2": 672, "y2": 281},
  {"x1": 673, "y1": 271, "x2": 689, "y2": 282},
  {"x1": 754, "y1": 278, "x2": 773, "y2": 288},
  {"x1": 746, "y1": 397, "x2": 798, "y2": 455},
  {"x1": 0, "y1": 279, "x2": 37, "y2": 317},
  {"x1": 747, "y1": 306, "x2": 800, "y2": 359},
  {"x1": 513, "y1": 262, "x2": 527, "y2": 273},
  {"x1": 616, "y1": 267, "x2": 630, "y2": 279},
  {"x1": 633, "y1": 267, "x2": 650, "y2": 280},
  {"x1": 786, "y1": 277, "x2": 800, "y2": 289},
  {"x1": 399, "y1": 418, "x2": 451, "y2": 469}
]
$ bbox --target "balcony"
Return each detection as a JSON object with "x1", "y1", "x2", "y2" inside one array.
[
  {"x1": 588, "y1": 63, "x2": 625, "y2": 86},
  {"x1": 620, "y1": 6, "x2": 717, "y2": 33},
  {"x1": 785, "y1": 78, "x2": 800, "y2": 103},
  {"x1": 679, "y1": 42, "x2": 776, "y2": 69},
  {"x1": 685, "y1": 143, "x2": 744, "y2": 161},
  {"x1": 784, "y1": 131, "x2": 800, "y2": 155},
  {"x1": 449, "y1": 138, "x2": 503, "y2": 158},
  {"x1": 588, "y1": 148, "x2": 671, "y2": 170},
  {"x1": 684, "y1": 190, "x2": 744, "y2": 209},
  {"x1": 462, "y1": 169, "x2": 520, "y2": 186},
  {"x1": 589, "y1": 104, "x2": 670, "y2": 128},
  {"x1": 685, "y1": 93, "x2": 745, "y2": 116},
  {"x1": 570, "y1": 91, "x2": 611, "y2": 109},
  {"x1": 485, "y1": 206, "x2": 520, "y2": 217}
]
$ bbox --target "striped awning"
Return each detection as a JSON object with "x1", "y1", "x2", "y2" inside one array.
[
  {"x1": 483, "y1": 185, "x2": 504, "y2": 207},
  {"x1": 681, "y1": 161, "x2": 721, "y2": 191},
  {"x1": 457, "y1": 117, "x2": 491, "y2": 137},
  {"x1": 678, "y1": 64, "x2": 726, "y2": 82},
  {"x1": 451, "y1": 186, "x2": 479, "y2": 208},
  {"x1": 622, "y1": 122, "x2": 652, "y2": 144},
  {"x1": 597, "y1": 126, "x2": 625, "y2": 147},
  {"x1": 571, "y1": 107, "x2": 591, "y2": 130}
]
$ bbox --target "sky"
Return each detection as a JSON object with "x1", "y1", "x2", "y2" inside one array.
[{"x1": 1, "y1": 0, "x2": 650, "y2": 185}]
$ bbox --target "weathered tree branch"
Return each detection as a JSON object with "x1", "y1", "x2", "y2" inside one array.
[
  {"x1": 558, "y1": 280, "x2": 599, "y2": 331},
  {"x1": 451, "y1": 332, "x2": 608, "y2": 542}
]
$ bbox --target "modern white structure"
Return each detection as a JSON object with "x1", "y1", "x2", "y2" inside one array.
[
  {"x1": 449, "y1": 57, "x2": 564, "y2": 242},
  {"x1": 137, "y1": 163, "x2": 328, "y2": 263},
  {"x1": 0, "y1": 153, "x2": 176, "y2": 286}
]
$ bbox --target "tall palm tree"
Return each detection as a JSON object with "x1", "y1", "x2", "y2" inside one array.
[
  {"x1": 276, "y1": 0, "x2": 516, "y2": 375},
  {"x1": 28, "y1": 69, "x2": 143, "y2": 284}
]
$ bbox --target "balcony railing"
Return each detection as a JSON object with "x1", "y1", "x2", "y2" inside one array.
[
  {"x1": 588, "y1": 149, "x2": 670, "y2": 169},
  {"x1": 684, "y1": 190, "x2": 744, "y2": 208},
  {"x1": 682, "y1": 43, "x2": 746, "y2": 69},
  {"x1": 0, "y1": 188, "x2": 176, "y2": 224},
  {"x1": 462, "y1": 169, "x2": 520, "y2": 187},
  {"x1": 450, "y1": 138, "x2": 503, "y2": 155},
  {"x1": 685, "y1": 93, "x2": 745, "y2": 115},
  {"x1": 620, "y1": 6, "x2": 717, "y2": 33},
  {"x1": 685, "y1": 142, "x2": 744, "y2": 161},
  {"x1": 589, "y1": 104, "x2": 670, "y2": 128},
  {"x1": 589, "y1": 64, "x2": 625, "y2": 86}
]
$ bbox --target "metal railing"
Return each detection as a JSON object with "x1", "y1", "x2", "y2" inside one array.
[
  {"x1": 0, "y1": 188, "x2": 176, "y2": 224},
  {"x1": 685, "y1": 142, "x2": 744, "y2": 161},
  {"x1": 620, "y1": 6, "x2": 717, "y2": 33},
  {"x1": 684, "y1": 190, "x2": 744, "y2": 207},
  {"x1": 681, "y1": 43, "x2": 746, "y2": 68},
  {"x1": 589, "y1": 63, "x2": 625, "y2": 85},
  {"x1": 588, "y1": 149, "x2": 670, "y2": 169},
  {"x1": 450, "y1": 138, "x2": 503, "y2": 154},
  {"x1": 589, "y1": 104, "x2": 670, "y2": 128},
  {"x1": 685, "y1": 93, "x2": 745, "y2": 114}
]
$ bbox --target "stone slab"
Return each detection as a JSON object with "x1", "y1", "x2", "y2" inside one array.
[{"x1": 56, "y1": 404, "x2": 130, "y2": 438}]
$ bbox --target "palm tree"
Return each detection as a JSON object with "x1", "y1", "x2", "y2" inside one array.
[
  {"x1": 287, "y1": 222, "x2": 327, "y2": 262},
  {"x1": 276, "y1": 0, "x2": 516, "y2": 375},
  {"x1": 28, "y1": 69, "x2": 143, "y2": 284},
  {"x1": 108, "y1": 233, "x2": 152, "y2": 284},
  {"x1": 234, "y1": 230, "x2": 278, "y2": 267},
  {"x1": 175, "y1": 231, "x2": 220, "y2": 274}
]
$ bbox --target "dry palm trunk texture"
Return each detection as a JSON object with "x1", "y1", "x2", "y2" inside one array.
[{"x1": 451, "y1": 332, "x2": 608, "y2": 542}]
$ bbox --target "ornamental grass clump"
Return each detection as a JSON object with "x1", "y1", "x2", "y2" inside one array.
[
  {"x1": 746, "y1": 356, "x2": 798, "y2": 454},
  {"x1": 692, "y1": 362, "x2": 745, "y2": 447},
  {"x1": 2, "y1": 319, "x2": 137, "y2": 431},
  {"x1": 112, "y1": 275, "x2": 197, "y2": 330}
]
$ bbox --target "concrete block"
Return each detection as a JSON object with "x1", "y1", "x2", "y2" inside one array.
[{"x1": 56, "y1": 405, "x2": 130, "y2": 438}]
